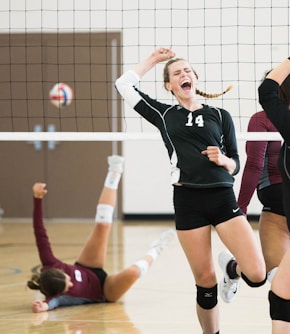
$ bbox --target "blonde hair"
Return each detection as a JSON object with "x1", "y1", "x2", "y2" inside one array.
[
  {"x1": 163, "y1": 58, "x2": 233, "y2": 98},
  {"x1": 196, "y1": 85, "x2": 233, "y2": 99}
]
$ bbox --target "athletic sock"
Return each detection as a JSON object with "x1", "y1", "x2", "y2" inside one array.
[
  {"x1": 104, "y1": 171, "x2": 121, "y2": 189},
  {"x1": 134, "y1": 229, "x2": 175, "y2": 277},
  {"x1": 134, "y1": 259, "x2": 149, "y2": 277},
  {"x1": 267, "y1": 267, "x2": 278, "y2": 283},
  {"x1": 105, "y1": 155, "x2": 124, "y2": 189},
  {"x1": 146, "y1": 229, "x2": 176, "y2": 261}
]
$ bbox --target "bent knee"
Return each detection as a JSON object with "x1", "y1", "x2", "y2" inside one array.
[
  {"x1": 241, "y1": 260, "x2": 266, "y2": 284},
  {"x1": 241, "y1": 271, "x2": 267, "y2": 287}
]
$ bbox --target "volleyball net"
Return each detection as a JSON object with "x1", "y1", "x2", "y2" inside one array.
[{"x1": 0, "y1": 1, "x2": 289, "y2": 142}]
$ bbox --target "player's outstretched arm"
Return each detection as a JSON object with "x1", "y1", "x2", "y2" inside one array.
[{"x1": 132, "y1": 48, "x2": 175, "y2": 78}]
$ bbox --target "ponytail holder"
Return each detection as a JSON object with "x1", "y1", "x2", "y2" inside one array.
[{"x1": 31, "y1": 279, "x2": 40, "y2": 287}]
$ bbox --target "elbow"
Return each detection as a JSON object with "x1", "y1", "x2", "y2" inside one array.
[
  {"x1": 231, "y1": 159, "x2": 240, "y2": 176},
  {"x1": 114, "y1": 77, "x2": 130, "y2": 98}
]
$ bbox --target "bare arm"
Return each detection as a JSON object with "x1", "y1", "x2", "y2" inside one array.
[
  {"x1": 115, "y1": 48, "x2": 176, "y2": 109},
  {"x1": 266, "y1": 58, "x2": 290, "y2": 85},
  {"x1": 132, "y1": 48, "x2": 176, "y2": 78}
]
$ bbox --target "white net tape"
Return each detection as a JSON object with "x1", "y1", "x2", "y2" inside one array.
[{"x1": 0, "y1": 132, "x2": 282, "y2": 141}]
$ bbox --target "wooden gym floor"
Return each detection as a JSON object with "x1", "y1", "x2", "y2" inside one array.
[{"x1": 0, "y1": 219, "x2": 271, "y2": 334}]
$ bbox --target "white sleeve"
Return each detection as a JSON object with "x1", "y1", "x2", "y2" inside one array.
[{"x1": 115, "y1": 70, "x2": 143, "y2": 108}]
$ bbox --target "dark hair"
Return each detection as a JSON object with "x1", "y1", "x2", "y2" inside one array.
[
  {"x1": 163, "y1": 58, "x2": 233, "y2": 98},
  {"x1": 27, "y1": 268, "x2": 66, "y2": 297}
]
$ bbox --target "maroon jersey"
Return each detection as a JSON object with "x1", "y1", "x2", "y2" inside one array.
[
  {"x1": 33, "y1": 198, "x2": 106, "y2": 309},
  {"x1": 238, "y1": 111, "x2": 282, "y2": 214}
]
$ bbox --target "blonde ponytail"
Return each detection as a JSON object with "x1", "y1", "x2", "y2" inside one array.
[{"x1": 196, "y1": 84, "x2": 233, "y2": 99}]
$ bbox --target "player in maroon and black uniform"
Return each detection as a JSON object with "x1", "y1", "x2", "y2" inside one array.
[
  {"x1": 115, "y1": 48, "x2": 266, "y2": 334},
  {"x1": 27, "y1": 155, "x2": 175, "y2": 313},
  {"x1": 259, "y1": 57, "x2": 290, "y2": 333},
  {"x1": 238, "y1": 110, "x2": 290, "y2": 282}
]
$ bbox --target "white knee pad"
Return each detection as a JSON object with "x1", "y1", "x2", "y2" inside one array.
[{"x1": 95, "y1": 204, "x2": 114, "y2": 223}]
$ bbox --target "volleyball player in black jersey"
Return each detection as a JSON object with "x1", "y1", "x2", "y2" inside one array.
[
  {"x1": 259, "y1": 57, "x2": 290, "y2": 333},
  {"x1": 116, "y1": 48, "x2": 266, "y2": 334}
]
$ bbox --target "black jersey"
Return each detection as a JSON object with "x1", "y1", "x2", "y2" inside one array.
[
  {"x1": 116, "y1": 70, "x2": 240, "y2": 189},
  {"x1": 259, "y1": 78, "x2": 290, "y2": 229}
]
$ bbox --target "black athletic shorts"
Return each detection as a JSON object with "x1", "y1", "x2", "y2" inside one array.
[
  {"x1": 75, "y1": 263, "x2": 108, "y2": 288},
  {"x1": 257, "y1": 183, "x2": 285, "y2": 216},
  {"x1": 173, "y1": 186, "x2": 243, "y2": 230}
]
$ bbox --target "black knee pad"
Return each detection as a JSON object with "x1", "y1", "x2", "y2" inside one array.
[
  {"x1": 241, "y1": 273, "x2": 267, "y2": 287},
  {"x1": 196, "y1": 284, "x2": 218, "y2": 310},
  {"x1": 269, "y1": 290, "x2": 290, "y2": 322}
]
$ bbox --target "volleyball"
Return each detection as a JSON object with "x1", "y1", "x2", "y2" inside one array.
[{"x1": 49, "y1": 82, "x2": 73, "y2": 108}]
